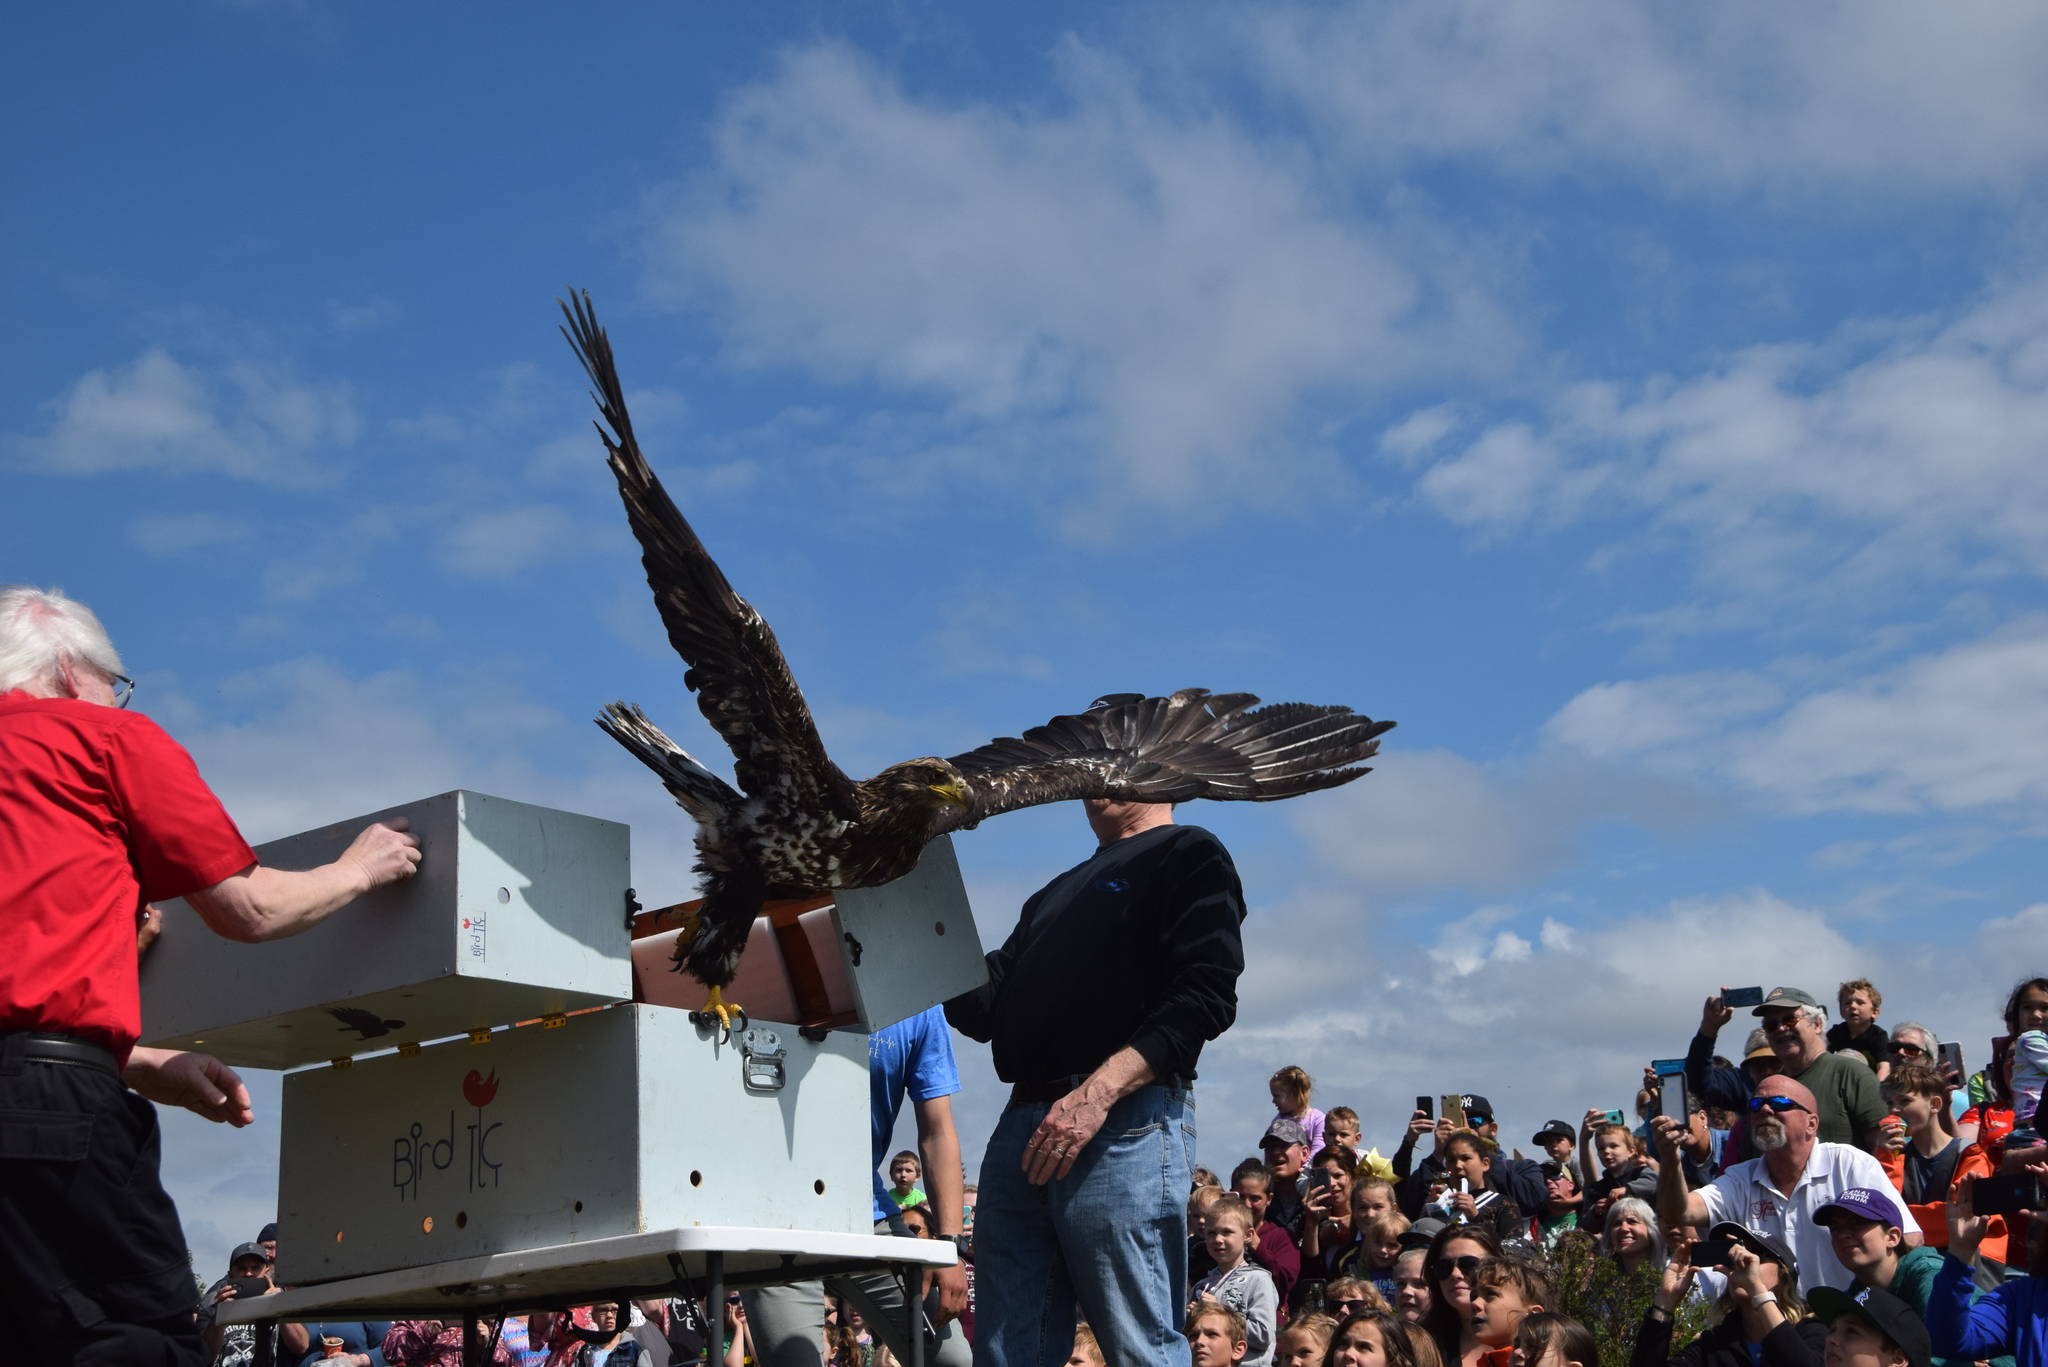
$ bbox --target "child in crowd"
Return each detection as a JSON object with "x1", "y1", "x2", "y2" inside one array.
[
  {"x1": 1191, "y1": 1196, "x2": 1281, "y2": 1367},
  {"x1": 1352, "y1": 1177, "x2": 1398, "y2": 1227},
  {"x1": 1829, "y1": 980, "x2": 1893, "y2": 1080},
  {"x1": 1879, "y1": 1061, "x2": 1964, "y2": 1236},
  {"x1": 1508, "y1": 1313, "x2": 1597, "y2": 1367},
  {"x1": 1188, "y1": 1304, "x2": 1251, "y2": 1367},
  {"x1": 1469, "y1": 1259, "x2": 1552, "y2": 1367},
  {"x1": 1530, "y1": 1119, "x2": 1580, "y2": 1184},
  {"x1": 1578, "y1": 1119, "x2": 1657, "y2": 1231},
  {"x1": 886, "y1": 1151, "x2": 925, "y2": 1211},
  {"x1": 1340, "y1": 1214, "x2": 1409, "y2": 1299},
  {"x1": 1191, "y1": 1183, "x2": 1228, "y2": 1286},
  {"x1": 1274, "y1": 1311, "x2": 1335, "y2": 1367},
  {"x1": 1064, "y1": 1322, "x2": 1105, "y2": 1367},
  {"x1": 1269, "y1": 1066, "x2": 1327, "y2": 1160},
  {"x1": 2011, "y1": 1019, "x2": 2048, "y2": 1148},
  {"x1": 1326, "y1": 1107, "x2": 1364, "y2": 1162}
]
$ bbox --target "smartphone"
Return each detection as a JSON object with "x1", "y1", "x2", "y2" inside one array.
[
  {"x1": 228, "y1": 1276, "x2": 271, "y2": 1303},
  {"x1": 1602, "y1": 1108, "x2": 1626, "y2": 1126},
  {"x1": 1693, "y1": 1234, "x2": 1736, "y2": 1267},
  {"x1": 1416, "y1": 1095, "x2": 1433, "y2": 1120},
  {"x1": 1658, "y1": 1072, "x2": 1691, "y2": 1126},
  {"x1": 1722, "y1": 986, "x2": 1765, "y2": 1008},
  {"x1": 1303, "y1": 1167, "x2": 1335, "y2": 1198},
  {"x1": 1939, "y1": 1041, "x2": 1965, "y2": 1075},
  {"x1": 1442, "y1": 1094, "x2": 1468, "y2": 1129},
  {"x1": 1651, "y1": 1058, "x2": 1687, "y2": 1077},
  {"x1": 1972, "y1": 1174, "x2": 2042, "y2": 1217}
]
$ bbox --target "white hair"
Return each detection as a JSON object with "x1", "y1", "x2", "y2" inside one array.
[
  {"x1": 1891, "y1": 1021, "x2": 1940, "y2": 1052},
  {"x1": 0, "y1": 586, "x2": 124, "y2": 695},
  {"x1": 1600, "y1": 1196, "x2": 1669, "y2": 1269},
  {"x1": 1799, "y1": 1002, "x2": 1828, "y2": 1029}
]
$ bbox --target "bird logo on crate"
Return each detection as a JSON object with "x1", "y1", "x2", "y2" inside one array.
[{"x1": 392, "y1": 1068, "x2": 504, "y2": 1201}]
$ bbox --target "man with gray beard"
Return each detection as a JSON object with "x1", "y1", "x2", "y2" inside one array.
[{"x1": 1651, "y1": 1074, "x2": 1921, "y2": 1293}]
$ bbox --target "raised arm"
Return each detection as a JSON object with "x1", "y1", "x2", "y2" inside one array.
[{"x1": 185, "y1": 820, "x2": 420, "y2": 942}]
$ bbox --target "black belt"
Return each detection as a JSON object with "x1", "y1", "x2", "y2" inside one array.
[
  {"x1": 7, "y1": 1033, "x2": 119, "y2": 1074},
  {"x1": 1008, "y1": 1074, "x2": 1192, "y2": 1105}
]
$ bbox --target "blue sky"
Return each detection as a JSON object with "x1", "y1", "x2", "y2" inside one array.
[{"x1": 9, "y1": 1, "x2": 2048, "y2": 1280}]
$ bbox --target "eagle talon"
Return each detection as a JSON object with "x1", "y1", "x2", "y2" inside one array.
[{"x1": 689, "y1": 987, "x2": 744, "y2": 1040}]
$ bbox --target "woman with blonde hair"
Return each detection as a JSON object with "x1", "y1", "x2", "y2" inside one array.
[{"x1": 1630, "y1": 1227, "x2": 1819, "y2": 1367}]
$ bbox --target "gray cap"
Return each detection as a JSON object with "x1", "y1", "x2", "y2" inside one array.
[
  {"x1": 1261, "y1": 1117, "x2": 1309, "y2": 1148},
  {"x1": 228, "y1": 1242, "x2": 270, "y2": 1267},
  {"x1": 1754, "y1": 986, "x2": 1821, "y2": 1016}
]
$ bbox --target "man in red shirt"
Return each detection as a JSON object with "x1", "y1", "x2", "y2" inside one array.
[{"x1": 0, "y1": 585, "x2": 423, "y2": 1366}]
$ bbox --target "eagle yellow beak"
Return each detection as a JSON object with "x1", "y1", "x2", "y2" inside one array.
[{"x1": 927, "y1": 778, "x2": 971, "y2": 809}]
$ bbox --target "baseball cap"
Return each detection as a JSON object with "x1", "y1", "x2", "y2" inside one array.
[
  {"x1": 228, "y1": 1242, "x2": 270, "y2": 1267},
  {"x1": 1814, "y1": 1188, "x2": 1904, "y2": 1229},
  {"x1": 1754, "y1": 986, "x2": 1821, "y2": 1016},
  {"x1": 1461, "y1": 1094, "x2": 1495, "y2": 1124},
  {"x1": 1808, "y1": 1285, "x2": 1932, "y2": 1367},
  {"x1": 1261, "y1": 1117, "x2": 1309, "y2": 1148},
  {"x1": 1401, "y1": 1217, "x2": 1449, "y2": 1250},
  {"x1": 1532, "y1": 1118, "x2": 1575, "y2": 1145},
  {"x1": 1701, "y1": 1221, "x2": 1798, "y2": 1283},
  {"x1": 1743, "y1": 1030, "x2": 1777, "y2": 1062}
]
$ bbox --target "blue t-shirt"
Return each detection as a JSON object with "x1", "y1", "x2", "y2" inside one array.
[{"x1": 869, "y1": 1005, "x2": 961, "y2": 1222}]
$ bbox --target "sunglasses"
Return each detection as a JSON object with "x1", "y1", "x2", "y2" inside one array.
[
  {"x1": 1747, "y1": 1095, "x2": 1811, "y2": 1114},
  {"x1": 1433, "y1": 1255, "x2": 1483, "y2": 1281},
  {"x1": 1889, "y1": 1042, "x2": 1927, "y2": 1057},
  {"x1": 1331, "y1": 1298, "x2": 1373, "y2": 1314}
]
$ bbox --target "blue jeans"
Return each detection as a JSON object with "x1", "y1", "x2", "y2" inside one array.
[{"x1": 972, "y1": 1085, "x2": 1195, "y2": 1367}]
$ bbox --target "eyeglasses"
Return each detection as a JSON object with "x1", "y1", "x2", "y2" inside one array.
[
  {"x1": 1747, "y1": 1095, "x2": 1811, "y2": 1114},
  {"x1": 1889, "y1": 1042, "x2": 1927, "y2": 1057},
  {"x1": 1433, "y1": 1255, "x2": 1483, "y2": 1281},
  {"x1": 109, "y1": 673, "x2": 134, "y2": 709},
  {"x1": 1331, "y1": 1298, "x2": 1372, "y2": 1314}
]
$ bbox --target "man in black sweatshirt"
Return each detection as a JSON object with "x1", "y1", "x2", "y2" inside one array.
[{"x1": 947, "y1": 796, "x2": 1246, "y2": 1367}]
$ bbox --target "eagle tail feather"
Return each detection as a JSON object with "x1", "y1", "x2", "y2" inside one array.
[{"x1": 596, "y1": 703, "x2": 741, "y2": 823}]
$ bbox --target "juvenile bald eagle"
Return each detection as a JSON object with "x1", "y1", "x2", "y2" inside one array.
[{"x1": 561, "y1": 292, "x2": 1395, "y2": 1028}]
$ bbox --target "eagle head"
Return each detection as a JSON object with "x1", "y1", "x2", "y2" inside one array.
[{"x1": 865, "y1": 758, "x2": 972, "y2": 827}]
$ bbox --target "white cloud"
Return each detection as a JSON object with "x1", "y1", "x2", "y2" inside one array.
[
  {"x1": 1291, "y1": 747, "x2": 1716, "y2": 898},
  {"x1": 1246, "y1": 1, "x2": 2048, "y2": 195},
  {"x1": 644, "y1": 40, "x2": 1520, "y2": 529},
  {"x1": 1546, "y1": 619, "x2": 2048, "y2": 818},
  {"x1": 1398, "y1": 275, "x2": 2048, "y2": 596},
  {"x1": 437, "y1": 504, "x2": 588, "y2": 578},
  {"x1": 130, "y1": 512, "x2": 251, "y2": 554},
  {"x1": 11, "y1": 348, "x2": 358, "y2": 484}
]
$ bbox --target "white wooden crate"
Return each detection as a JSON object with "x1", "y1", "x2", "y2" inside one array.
[
  {"x1": 139, "y1": 791, "x2": 633, "y2": 1068},
  {"x1": 277, "y1": 1004, "x2": 870, "y2": 1285}
]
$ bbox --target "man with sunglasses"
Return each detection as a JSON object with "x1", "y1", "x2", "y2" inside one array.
[
  {"x1": 0, "y1": 586, "x2": 422, "y2": 1366},
  {"x1": 1652, "y1": 1074, "x2": 1920, "y2": 1292}
]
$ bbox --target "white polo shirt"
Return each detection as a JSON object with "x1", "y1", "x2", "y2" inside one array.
[{"x1": 1697, "y1": 1141, "x2": 1920, "y2": 1292}]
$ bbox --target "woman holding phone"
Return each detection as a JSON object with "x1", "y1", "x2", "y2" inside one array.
[{"x1": 1630, "y1": 1225, "x2": 1821, "y2": 1367}]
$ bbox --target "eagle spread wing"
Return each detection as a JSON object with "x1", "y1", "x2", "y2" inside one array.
[
  {"x1": 937, "y1": 689, "x2": 1394, "y2": 831},
  {"x1": 561, "y1": 292, "x2": 1396, "y2": 1027},
  {"x1": 559, "y1": 291, "x2": 860, "y2": 823}
]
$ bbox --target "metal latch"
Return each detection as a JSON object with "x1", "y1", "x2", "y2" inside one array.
[{"x1": 739, "y1": 1027, "x2": 787, "y2": 1093}]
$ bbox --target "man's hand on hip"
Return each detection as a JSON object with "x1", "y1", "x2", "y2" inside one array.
[{"x1": 1023, "y1": 1086, "x2": 1113, "y2": 1185}]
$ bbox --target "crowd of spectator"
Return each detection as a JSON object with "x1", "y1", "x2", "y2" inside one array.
[{"x1": 194, "y1": 975, "x2": 2048, "y2": 1367}]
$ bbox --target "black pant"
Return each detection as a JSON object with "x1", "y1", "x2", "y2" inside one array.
[{"x1": 0, "y1": 1036, "x2": 206, "y2": 1366}]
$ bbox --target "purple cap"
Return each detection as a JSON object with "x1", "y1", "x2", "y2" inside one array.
[
  {"x1": 1261, "y1": 1117, "x2": 1309, "y2": 1148},
  {"x1": 1814, "y1": 1187, "x2": 1903, "y2": 1228}
]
